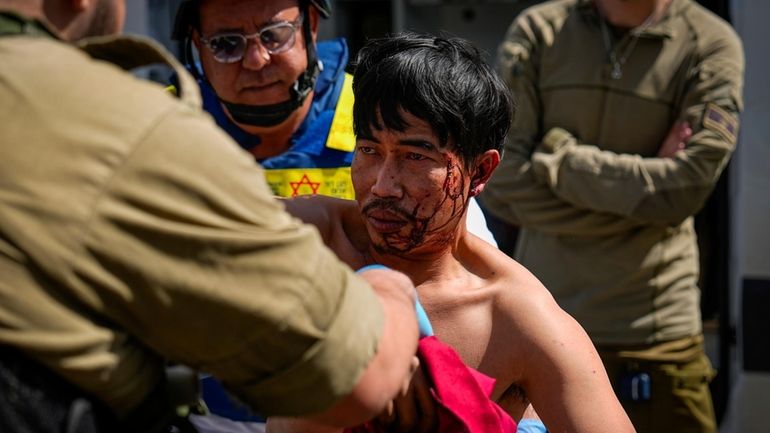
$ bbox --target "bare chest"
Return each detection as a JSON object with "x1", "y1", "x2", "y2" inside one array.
[{"x1": 422, "y1": 291, "x2": 519, "y2": 400}]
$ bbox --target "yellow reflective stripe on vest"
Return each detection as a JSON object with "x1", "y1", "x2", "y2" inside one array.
[
  {"x1": 264, "y1": 74, "x2": 357, "y2": 199},
  {"x1": 325, "y1": 73, "x2": 356, "y2": 152},
  {"x1": 265, "y1": 167, "x2": 354, "y2": 199},
  {"x1": 165, "y1": 85, "x2": 178, "y2": 96}
]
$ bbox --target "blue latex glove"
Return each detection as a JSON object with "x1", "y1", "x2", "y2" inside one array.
[
  {"x1": 414, "y1": 298, "x2": 434, "y2": 337},
  {"x1": 357, "y1": 264, "x2": 433, "y2": 337},
  {"x1": 517, "y1": 419, "x2": 547, "y2": 433}
]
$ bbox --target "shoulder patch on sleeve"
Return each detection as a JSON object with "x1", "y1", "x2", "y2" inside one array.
[{"x1": 703, "y1": 103, "x2": 739, "y2": 144}]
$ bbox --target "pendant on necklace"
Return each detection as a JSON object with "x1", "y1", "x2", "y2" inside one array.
[{"x1": 611, "y1": 63, "x2": 623, "y2": 80}]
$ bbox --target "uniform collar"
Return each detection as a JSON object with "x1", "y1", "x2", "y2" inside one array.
[
  {"x1": 643, "y1": 0, "x2": 691, "y2": 39},
  {"x1": 0, "y1": 10, "x2": 60, "y2": 39}
]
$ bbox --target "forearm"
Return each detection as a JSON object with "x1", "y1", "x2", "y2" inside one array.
[
  {"x1": 482, "y1": 146, "x2": 643, "y2": 236},
  {"x1": 266, "y1": 268, "x2": 418, "y2": 430},
  {"x1": 309, "y1": 268, "x2": 419, "y2": 427},
  {"x1": 530, "y1": 127, "x2": 734, "y2": 225}
]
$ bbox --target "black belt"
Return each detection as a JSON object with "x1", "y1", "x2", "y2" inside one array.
[
  {"x1": 0, "y1": 344, "x2": 112, "y2": 433},
  {"x1": 0, "y1": 345, "x2": 202, "y2": 433}
]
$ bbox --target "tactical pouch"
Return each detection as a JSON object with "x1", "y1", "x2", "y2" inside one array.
[
  {"x1": 0, "y1": 345, "x2": 110, "y2": 433},
  {"x1": 0, "y1": 345, "x2": 203, "y2": 433}
]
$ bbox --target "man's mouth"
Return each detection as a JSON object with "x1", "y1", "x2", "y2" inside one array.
[
  {"x1": 362, "y1": 201, "x2": 416, "y2": 234},
  {"x1": 365, "y1": 209, "x2": 409, "y2": 233},
  {"x1": 240, "y1": 81, "x2": 281, "y2": 94}
]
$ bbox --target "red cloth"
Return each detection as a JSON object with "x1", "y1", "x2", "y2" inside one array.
[{"x1": 345, "y1": 336, "x2": 517, "y2": 433}]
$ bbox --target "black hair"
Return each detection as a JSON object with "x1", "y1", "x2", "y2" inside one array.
[{"x1": 351, "y1": 32, "x2": 514, "y2": 168}]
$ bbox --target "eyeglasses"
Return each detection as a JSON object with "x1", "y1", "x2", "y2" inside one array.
[{"x1": 200, "y1": 15, "x2": 303, "y2": 63}]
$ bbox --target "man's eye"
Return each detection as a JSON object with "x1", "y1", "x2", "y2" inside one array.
[
  {"x1": 358, "y1": 146, "x2": 376, "y2": 155},
  {"x1": 407, "y1": 153, "x2": 427, "y2": 161},
  {"x1": 211, "y1": 36, "x2": 241, "y2": 54},
  {"x1": 261, "y1": 26, "x2": 292, "y2": 46}
]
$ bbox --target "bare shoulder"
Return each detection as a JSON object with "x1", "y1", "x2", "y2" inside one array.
[
  {"x1": 498, "y1": 254, "x2": 580, "y2": 341},
  {"x1": 281, "y1": 195, "x2": 352, "y2": 240},
  {"x1": 282, "y1": 196, "x2": 368, "y2": 268},
  {"x1": 467, "y1": 236, "x2": 590, "y2": 360},
  {"x1": 467, "y1": 236, "x2": 557, "y2": 315}
]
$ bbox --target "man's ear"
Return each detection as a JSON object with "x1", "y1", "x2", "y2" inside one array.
[
  {"x1": 469, "y1": 149, "x2": 501, "y2": 197},
  {"x1": 308, "y1": 6, "x2": 320, "y2": 43},
  {"x1": 69, "y1": 0, "x2": 91, "y2": 12},
  {"x1": 191, "y1": 30, "x2": 201, "y2": 51}
]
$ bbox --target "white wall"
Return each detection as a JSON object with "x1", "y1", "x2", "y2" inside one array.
[
  {"x1": 722, "y1": 0, "x2": 770, "y2": 432},
  {"x1": 393, "y1": 0, "x2": 532, "y2": 64},
  {"x1": 123, "y1": 0, "x2": 149, "y2": 37},
  {"x1": 731, "y1": 0, "x2": 770, "y2": 283}
]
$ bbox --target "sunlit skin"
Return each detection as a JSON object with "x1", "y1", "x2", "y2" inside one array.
[
  {"x1": 353, "y1": 111, "x2": 472, "y2": 259},
  {"x1": 193, "y1": 0, "x2": 318, "y2": 158},
  {"x1": 76, "y1": 0, "x2": 125, "y2": 39},
  {"x1": 24, "y1": 0, "x2": 126, "y2": 40}
]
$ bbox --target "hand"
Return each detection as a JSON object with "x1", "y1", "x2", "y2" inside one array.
[
  {"x1": 657, "y1": 121, "x2": 692, "y2": 158},
  {"x1": 375, "y1": 358, "x2": 437, "y2": 433},
  {"x1": 265, "y1": 357, "x2": 426, "y2": 433},
  {"x1": 304, "y1": 267, "x2": 419, "y2": 428}
]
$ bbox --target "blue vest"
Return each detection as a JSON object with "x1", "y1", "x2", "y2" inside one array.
[{"x1": 198, "y1": 38, "x2": 357, "y2": 199}]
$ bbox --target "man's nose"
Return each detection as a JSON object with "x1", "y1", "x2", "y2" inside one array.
[
  {"x1": 371, "y1": 160, "x2": 403, "y2": 199},
  {"x1": 241, "y1": 40, "x2": 270, "y2": 70}
]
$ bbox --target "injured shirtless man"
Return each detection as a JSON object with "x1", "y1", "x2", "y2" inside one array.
[{"x1": 270, "y1": 32, "x2": 634, "y2": 433}]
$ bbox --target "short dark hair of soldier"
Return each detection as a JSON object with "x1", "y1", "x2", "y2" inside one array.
[{"x1": 351, "y1": 32, "x2": 515, "y2": 169}]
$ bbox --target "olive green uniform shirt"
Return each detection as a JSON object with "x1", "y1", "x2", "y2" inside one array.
[
  {"x1": 0, "y1": 14, "x2": 383, "y2": 417},
  {"x1": 482, "y1": 0, "x2": 744, "y2": 344}
]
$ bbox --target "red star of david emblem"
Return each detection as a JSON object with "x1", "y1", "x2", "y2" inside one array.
[{"x1": 289, "y1": 174, "x2": 321, "y2": 196}]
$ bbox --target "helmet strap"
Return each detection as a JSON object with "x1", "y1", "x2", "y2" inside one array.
[{"x1": 217, "y1": 6, "x2": 320, "y2": 128}]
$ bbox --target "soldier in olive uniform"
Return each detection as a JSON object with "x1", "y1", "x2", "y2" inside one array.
[
  {"x1": 481, "y1": 0, "x2": 744, "y2": 432},
  {"x1": 0, "y1": 1, "x2": 420, "y2": 432}
]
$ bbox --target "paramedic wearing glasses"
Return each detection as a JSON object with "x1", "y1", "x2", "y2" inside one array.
[{"x1": 173, "y1": 0, "x2": 359, "y2": 200}]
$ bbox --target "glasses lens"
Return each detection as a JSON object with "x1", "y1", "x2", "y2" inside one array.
[
  {"x1": 208, "y1": 35, "x2": 246, "y2": 63},
  {"x1": 260, "y1": 23, "x2": 296, "y2": 53}
]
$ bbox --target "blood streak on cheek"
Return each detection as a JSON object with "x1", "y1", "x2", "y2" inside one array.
[
  {"x1": 414, "y1": 159, "x2": 469, "y2": 248},
  {"x1": 441, "y1": 158, "x2": 468, "y2": 219},
  {"x1": 375, "y1": 158, "x2": 469, "y2": 255}
]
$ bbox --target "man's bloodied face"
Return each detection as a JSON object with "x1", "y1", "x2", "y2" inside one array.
[{"x1": 352, "y1": 110, "x2": 471, "y2": 257}]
